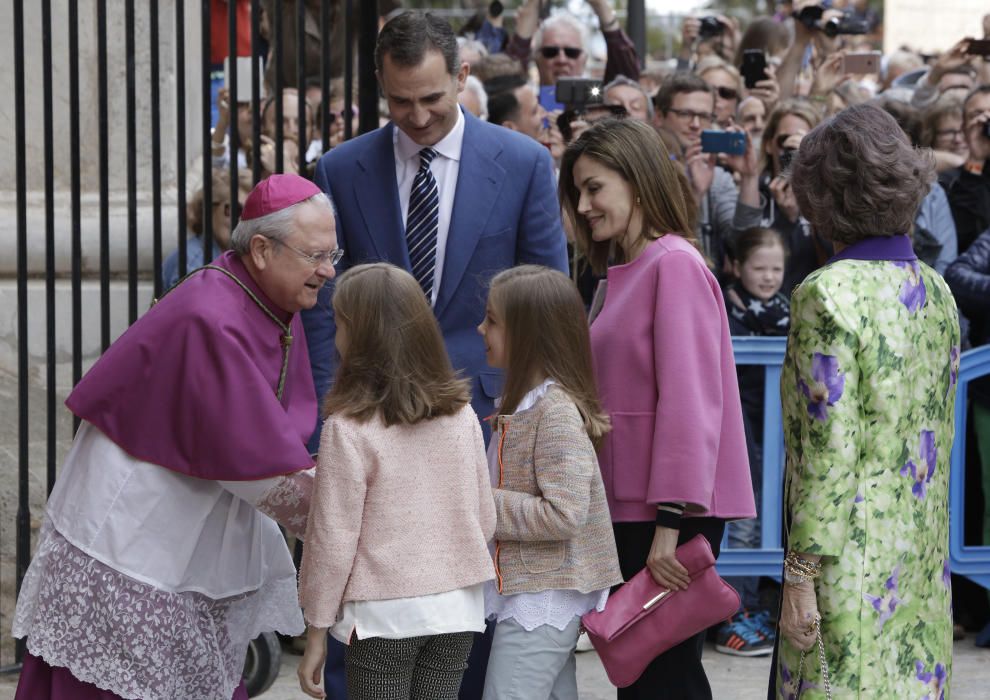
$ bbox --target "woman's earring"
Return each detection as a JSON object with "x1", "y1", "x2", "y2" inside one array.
[{"x1": 635, "y1": 196, "x2": 641, "y2": 206}]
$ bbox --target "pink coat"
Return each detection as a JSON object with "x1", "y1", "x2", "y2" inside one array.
[{"x1": 590, "y1": 235, "x2": 756, "y2": 523}]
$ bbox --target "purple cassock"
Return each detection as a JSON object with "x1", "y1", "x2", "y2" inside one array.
[
  {"x1": 67, "y1": 250, "x2": 317, "y2": 480},
  {"x1": 13, "y1": 248, "x2": 319, "y2": 700}
]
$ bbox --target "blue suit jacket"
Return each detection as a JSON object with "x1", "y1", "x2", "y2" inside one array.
[{"x1": 301, "y1": 110, "x2": 568, "y2": 449}]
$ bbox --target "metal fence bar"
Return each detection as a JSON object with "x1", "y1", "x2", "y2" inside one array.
[
  {"x1": 151, "y1": 0, "x2": 163, "y2": 298},
  {"x1": 176, "y1": 0, "x2": 188, "y2": 279},
  {"x1": 357, "y1": 0, "x2": 376, "y2": 135},
  {"x1": 250, "y1": 0, "x2": 262, "y2": 185},
  {"x1": 42, "y1": 0, "x2": 57, "y2": 495},
  {"x1": 228, "y1": 0, "x2": 240, "y2": 226},
  {"x1": 98, "y1": 0, "x2": 110, "y2": 351},
  {"x1": 201, "y1": 0, "x2": 213, "y2": 258},
  {"x1": 13, "y1": 0, "x2": 29, "y2": 666},
  {"x1": 69, "y1": 0, "x2": 82, "y2": 419},
  {"x1": 320, "y1": 0, "x2": 330, "y2": 152},
  {"x1": 296, "y1": 0, "x2": 306, "y2": 176},
  {"x1": 126, "y1": 0, "x2": 139, "y2": 323},
  {"x1": 344, "y1": 0, "x2": 353, "y2": 141},
  {"x1": 274, "y1": 0, "x2": 284, "y2": 173}
]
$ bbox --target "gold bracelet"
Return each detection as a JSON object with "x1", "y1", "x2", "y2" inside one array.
[{"x1": 784, "y1": 552, "x2": 823, "y2": 579}]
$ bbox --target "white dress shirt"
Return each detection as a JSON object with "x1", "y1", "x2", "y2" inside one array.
[{"x1": 393, "y1": 109, "x2": 465, "y2": 306}]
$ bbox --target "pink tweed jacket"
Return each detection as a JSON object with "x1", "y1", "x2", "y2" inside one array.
[
  {"x1": 298, "y1": 405, "x2": 496, "y2": 628},
  {"x1": 590, "y1": 235, "x2": 756, "y2": 523}
]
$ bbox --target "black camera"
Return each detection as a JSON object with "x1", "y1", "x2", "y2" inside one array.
[
  {"x1": 698, "y1": 16, "x2": 725, "y2": 40},
  {"x1": 555, "y1": 78, "x2": 604, "y2": 111},
  {"x1": 793, "y1": 5, "x2": 869, "y2": 38},
  {"x1": 984, "y1": 121, "x2": 990, "y2": 139},
  {"x1": 779, "y1": 148, "x2": 797, "y2": 174}
]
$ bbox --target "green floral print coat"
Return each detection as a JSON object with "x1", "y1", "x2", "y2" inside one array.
[{"x1": 776, "y1": 242, "x2": 960, "y2": 700}]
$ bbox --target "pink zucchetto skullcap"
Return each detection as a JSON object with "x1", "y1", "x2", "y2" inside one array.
[{"x1": 240, "y1": 174, "x2": 322, "y2": 221}]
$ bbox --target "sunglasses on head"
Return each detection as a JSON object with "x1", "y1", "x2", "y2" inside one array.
[
  {"x1": 539, "y1": 45, "x2": 583, "y2": 60},
  {"x1": 715, "y1": 86, "x2": 739, "y2": 101}
]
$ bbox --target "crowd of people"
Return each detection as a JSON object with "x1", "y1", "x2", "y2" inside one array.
[{"x1": 10, "y1": 1, "x2": 990, "y2": 700}]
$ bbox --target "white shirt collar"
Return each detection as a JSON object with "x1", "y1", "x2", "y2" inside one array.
[
  {"x1": 510, "y1": 378, "x2": 556, "y2": 415},
  {"x1": 394, "y1": 107, "x2": 465, "y2": 165}
]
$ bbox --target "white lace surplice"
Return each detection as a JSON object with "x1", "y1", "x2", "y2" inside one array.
[{"x1": 13, "y1": 422, "x2": 304, "y2": 700}]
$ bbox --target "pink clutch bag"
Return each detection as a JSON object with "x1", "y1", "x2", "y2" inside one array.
[{"x1": 581, "y1": 534, "x2": 740, "y2": 688}]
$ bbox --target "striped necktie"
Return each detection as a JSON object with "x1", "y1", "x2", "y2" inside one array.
[{"x1": 406, "y1": 148, "x2": 440, "y2": 298}]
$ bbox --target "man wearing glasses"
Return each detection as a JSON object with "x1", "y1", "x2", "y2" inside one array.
[
  {"x1": 653, "y1": 72, "x2": 762, "y2": 278},
  {"x1": 12, "y1": 174, "x2": 337, "y2": 700},
  {"x1": 505, "y1": 0, "x2": 639, "y2": 86}
]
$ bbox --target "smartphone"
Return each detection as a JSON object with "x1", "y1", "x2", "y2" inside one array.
[
  {"x1": 965, "y1": 39, "x2": 990, "y2": 56},
  {"x1": 841, "y1": 51, "x2": 881, "y2": 75},
  {"x1": 539, "y1": 85, "x2": 564, "y2": 113},
  {"x1": 741, "y1": 50, "x2": 768, "y2": 89},
  {"x1": 555, "y1": 78, "x2": 604, "y2": 109},
  {"x1": 701, "y1": 130, "x2": 746, "y2": 156}
]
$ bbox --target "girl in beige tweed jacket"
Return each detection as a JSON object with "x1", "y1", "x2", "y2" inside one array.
[{"x1": 477, "y1": 266, "x2": 623, "y2": 700}]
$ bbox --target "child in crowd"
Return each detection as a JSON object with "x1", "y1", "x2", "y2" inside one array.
[
  {"x1": 478, "y1": 265, "x2": 623, "y2": 700},
  {"x1": 715, "y1": 227, "x2": 790, "y2": 657},
  {"x1": 297, "y1": 263, "x2": 496, "y2": 700}
]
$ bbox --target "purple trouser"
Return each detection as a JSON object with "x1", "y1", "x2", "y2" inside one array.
[{"x1": 15, "y1": 652, "x2": 249, "y2": 700}]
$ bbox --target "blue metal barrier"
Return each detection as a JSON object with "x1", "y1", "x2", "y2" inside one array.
[{"x1": 715, "y1": 338, "x2": 990, "y2": 592}]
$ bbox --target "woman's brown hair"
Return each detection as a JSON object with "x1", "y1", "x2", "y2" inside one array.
[
  {"x1": 791, "y1": 104, "x2": 935, "y2": 246},
  {"x1": 488, "y1": 265, "x2": 610, "y2": 447},
  {"x1": 759, "y1": 98, "x2": 822, "y2": 175},
  {"x1": 560, "y1": 119, "x2": 696, "y2": 276},
  {"x1": 323, "y1": 263, "x2": 470, "y2": 426},
  {"x1": 920, "y1": 95, "x2": 963, "y2": 149}
]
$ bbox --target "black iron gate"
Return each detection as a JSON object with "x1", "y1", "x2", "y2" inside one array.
[{"x1": 4, "y1": 0, "x2": 377, "y2": 670}]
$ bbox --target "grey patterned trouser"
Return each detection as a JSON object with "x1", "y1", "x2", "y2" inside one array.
[{"x1": 344, "y1": 631, "x2": 475, "y2": 700}]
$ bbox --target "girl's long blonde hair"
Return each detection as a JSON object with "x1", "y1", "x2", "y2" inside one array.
[
  {"x1": 323, "y1": 263, "x2": 470, "y2": 425},
  {"x1": 489, "y1": 265, "x2": 610, "y2": 447}
]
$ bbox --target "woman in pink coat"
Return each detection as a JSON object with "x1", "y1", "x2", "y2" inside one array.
[{"x1": 560, "y1": 119, "x2": 756, "y2": 699}]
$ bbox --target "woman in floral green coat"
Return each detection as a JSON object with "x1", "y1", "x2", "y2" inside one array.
[{"x1": 772, "y1": 105, "x2": 960, "y2": 699}]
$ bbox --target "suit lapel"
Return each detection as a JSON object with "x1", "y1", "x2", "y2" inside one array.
[
  {"x1": 353, "y1": 124, "x2": 409, "y2": 267},
  {"x1": 435, "y1": 114, "x2": 504, "y2": 319}
]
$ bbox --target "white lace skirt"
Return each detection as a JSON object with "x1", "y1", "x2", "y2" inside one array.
[{"x1": 13, "y1": 521, "x2": 303, "y2": 700}]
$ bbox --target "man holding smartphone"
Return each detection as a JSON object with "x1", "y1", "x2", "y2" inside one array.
[
  {"x1": 652, "y1": 73, "x2": 762, "y2": 277},
  {"x1": 942, "y1": 86, "x2": 990, "y2": 254}
]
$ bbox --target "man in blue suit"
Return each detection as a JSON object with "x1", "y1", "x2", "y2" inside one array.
[
  {"x1": 304, "y1": 10, "x2": 567, "y2": 443},
  {"x1": 301, "y1": 11, "x2": 567, "y2": 699}
]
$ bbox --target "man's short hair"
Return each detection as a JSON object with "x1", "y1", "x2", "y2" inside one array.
[
  {"x1": 532, "y1": 12, "x2": 589, "y2": 54},
  {"x1": 375, "y1": 11, "x2": 458, "y2": 76},
  {"x1": 229, "y1": 193, "x2": 335, "y2": 255},
  {"x1": 604, "y1": 75, "x2": 655, "y2": 120},
  {"x1": 653, "y1": 72, "x2": 713, "y2": 115},
  {"x1": 486, "y1": 74, "x2": 529, "y2": 126}
]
